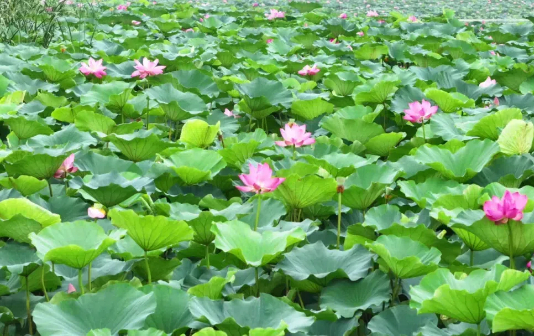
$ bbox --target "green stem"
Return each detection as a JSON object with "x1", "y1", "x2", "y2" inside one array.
[
  {"x1": 292, "y1": 145, "x2": 296, "y2": 160},
  {"x1": 48, "y1": 181, "x2": 53, "y2": 197},
  {"x1": 297, "y1": 290, "x2": 304, "y2": 309},
  {"x1": 78, "y1": 269, "x2": 84, "y2": 295},
  {"x1": 470, "y1": 249, "x2": 474, "y2": 267},
  {"x1": 205, "y1": 245, "x2": 210, "y2": 270},
  {"x1": 421, "y1": 121, "x2": 426, "y2": 143},
  {"x1": 3, "y1": 324, "x2": 8, "y2": 336},
  {"x1": 139, "y1": 197, "x2": 154, "y2": 214},
  {"x1": 144, "y1": 251, "x2": 152, "y2": 284},
  {"x1": 41, "y1": 265, "x2": 49, "y2": 302},
  {"x1": 391, "y1": 277, "x2": 401, "y2": 306},
  {"x1": 255, "y1": 267, "x2": 259, "y2": 297},
  {"x1": 477, "y1": 323, "x2": 481, "y2": 336},
  {"x1": 508, "y1": 223, "x2": 515, "y2": 270},
  {"x1": 88, "y1": 263, "x2": 92, "y2": 292},
  {"x1": 52, "y1": 262, "x2": 55, "y2": 273},
  {"x1": 25, "y1": 276, "x2": 33, "y2": 335},
  {"x1": 337, "y1": 192, "x2": 342, "y2": 249},
  {"x1": 145, "y1": 95, "x2": 150, "y2": 129},
  {"x1": 254, "y1": 196, "x2": 262, "y2": 231}
]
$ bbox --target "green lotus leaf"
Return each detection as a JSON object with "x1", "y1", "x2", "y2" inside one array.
[
  {"x1": 353, "y1": 44, "x2": 389, "y2": 61},
  {"x1": 219, "y1": 142, "x2": 260, "y2": 169},
  {"x1": 109, "y1": 209, "x2": 193, "y2": 251},
  {"x1": 29, "y1": 221, "x2": 119, "y2": 269},
  {"x1": 127, "y1": 329, "x2": 166, "y2": 336},
  {"x1": 133, "y1": 257, "x2": 181, "y2": 282},
  {"x1": 451, "y1": 210, "x2": 534, "y2": 256},
  {"x1": 35, "y1": 91, "x2": 68, "y2": 108},
  {"x1": 410, "y1": 265, "x2": 530, "y2": 324},
  {"x1": 324, "y1": 72, "x2": 360, "y2": 96},
  {"x1": 105, "y1": 130, "x2": 173, "y2": 162},
  {"x1": 431, "y1": 184, "x2": 484, "y2": 224},
  {"x1": 75, "y1": 111, "x2": 117, "y2": 135},
  {"x1": 38, "y1": 56, "x2": 76, "y2": 83},
  {"x1": 172, "y1": 69, "x2": 219, "y2": 97},
  {"x1": 367, "y1": 235, "x2": 441, "y2": 279},
  {"x1": 180, "y1": 119, "x2": 220, "y2": 148},
  {"x1": 0, "y1": 242, "x2": 40, "y2": 276},
  {"x1": 303, "y1": 151, "x2": 379, "y2": 178},
  {"x1": 413, "y1": 139, "x2": 500, "y2": 182},
  {"x1": 398, "y1": 178, "x2": 466, "y2": 208},
  {"x1": 139, "y1": 285, "x2": 193, "y2": 334},
  {"x1": 187, "y1": 271, "x2": 235, "y2": 300},
  {"x1": 473, "y1": 154, "x2": 534, "y2": 188},
  {"x1": 353, "y1": 79, "x2": 399, "y2": 104},
  {"x1": 424, "y1": 88, "x2": 475, "y2": 113},
  {"x1": 236, "y1": 78, "x2": 292, "y2": 118},
  {"x1": 70, "y1": 172, "x2": 153, "y2": 207},
  {"x1": 146, "y1": 83, "x2": 206, "y2": 120},
  {"x1": 493, "y1": 67, "x2": 532, "y2": 92},
  {"x1": 3, "y1": 116, "x2": 53, "y2": 139},
  {"x1": 190, "y1": 293, "x2": 314, "y2": 333},
  {"x1": 192, "y1": 328, "x2": 227, "y2": 336},
  {"x1": 211, "y1": 220, "x2": 305, "y2": 267},
  {"x1": 188, "y1": 212, "x2": 226, "y2": 245},
  {"x1": 342, "y1": 164, "x2": 400, "y2": 210},
  {"x1": 33, "y1": 284, "x2": 156, "y2": 336},
  {"x1": 273, "y1": 174, "x2": 337, "y2": 210},
  {"x1": 3, "y1": 150, "x2": 68, "y2": 180},
  {"x1": 291, "y1": 98, "x2": 334, "y2": 120},
  {"x1": 0, "y1": 198, "x2": 60, "y2": 243},
  {"x1": 79, "y1": 82, "x2": 133, "y2": 108},
  {"x1": 367, "y1": 305, "x2": 438, "y2": 336},
  {"x1": 364, "y1": 132, "x2": 406, "y2": 157},
  {"x1": 485, "y1": 285, "x2": 534, "y2": 332},
  {"x1": 22, "y1": 264, "x2": 61, "y2": 293},
  {"x1": 3, "y1": 72, "x2": 59, "y2": 94},
  {"x1": 163, "y1": 149, "x2": 226, "y2": 185},
  {"x1": 466, "y1": 108, "x2": 523, "y2": 140},
  {"x1": 320, "y1": 271, "x2": 391, "y2": 318},
  {"x1": 0, "y1": 175, "x2": 47, "y2": 196},
  {"x1": 497, "y1": 119, "x2": 534, "y2": 155},
  {"x1": 73, "y1": 151, "x2": 146, "y2": 176},
  {"x1": 321, "y1": 114, "x2": 384, "y2": 143},
  {"x1": 28, "y1": 124, "x2": 98, "y2": 152},
  {"x1": 275, "y1": 241, "x2": 373, "y2": 285}
]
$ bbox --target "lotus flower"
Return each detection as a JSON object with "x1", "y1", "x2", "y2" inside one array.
[
  {"x1": 224, "y1": 108, "x2": 240, "y2": 118},
  {"x1": 266, "y1": 9, "x2": 285, "y2": 20},
  {"x1": 407, "y1": 15, "x2": 417, "y2": 22},
  {"x1": 403, "y1": 100, "x2": 438, "y2": 123},
  {"x1": 494, "y1": 97, "x2": 500, "y2": 106},
  {"x1": 253, "y1": 2, "x2": 259, "y2": 6},
  {"x1": 132, "y1": 20, "x2": 141, "y2": 25},
  {"x1": 339, "y1": 13, "x2": 347, "y2": 19},
  {"x1": 479, "y1": 77, "x2": 497, "y2": 88},
  {"x1": 483, "y1": 190, "x2": 528, "y2": 224},
  {"x1": 266, "y1": 38, "x2": 274, "y2": 43},
  {"x1": 357, "y1": 31, "x2": 364, "y2": 37},
  {"x1": 79, "y1": 58, "x2": 107, "y2": 79},
  {"x1": 131, "y1": 58, "x2": 165, "y2": 79},
  {"x1": 88, "y1": 206, "x2": 106, "y2": 219},
  {"x1": 367, "y1": 10, "x2": 379, "y2": 17},
  {"x1": 236, "y1": 163, "x2": 285, "y2": 194},
  {"x1": 298, "y1": 64, "x2": 320, "y2": 76},
  {"x1": 117, "y1": 4, "x2": 128, "y2": 10},
  {"x1": 54, "y1": 154, "x2": 78, "y2": 179},
  {"x1": 275, "y1": 122, "x2": 315, "y2": 147},
  {"x1": 67, "y1": 284, "x2": 76, "y2": 293}
]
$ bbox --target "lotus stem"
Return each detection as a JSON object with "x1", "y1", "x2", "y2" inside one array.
[
  {"x1": 205, "y1": 245, "x2": 210, "y2": 270},
  {"x1": 292, "y1": 145, "x2": 296, "y2": 160},
  {"x1": 255, "y1": 267, "x2": 259, "y2": 297},
  {"x1": 470, "y1": 249, "x2": 474, "y2": 267},
  {"x1": 507, "y1": 223, "x2": 515, "y2": 270},
  {"x1": 25, "y1": 276, "x2": 33, "y2": 335},
  {"x1": 390, "y1": 277, "x2": 401, "y2": 306},
  {"x1": 144, "y1": 251, "x2": 152, "y2": 284},
  {"x1": 145, "y1": 94, "x2": 150, "y2": 129},
  {"x1": 297, "y1": 290, "x2": 304, "y2": 309},
  {"x1": 41, "y1": 265, "x2": 49, "y2": 302},
  {"x1": 78, "y1": 269, "x2": 84, "y2": 295},
  {"x1": 254, "y1": 195, "x2": 262, "y2": 231},
  {"x1": 88, "y1": 262, "x2": 92, "y2": 292},
  {"x1": 3, "y1": 324, "x2": 8, "y2": 336},
  {"x1": 421, "y1": 121, "x2": 426, "y2": 143},
  {"x1": 337, "y1": 192, "x2": 342, "y2": 249},
  {"x1": 477, "y1": 323, "x2": 481, "y2": 336},
  {"x1": 48, "y1": 181, "x2": 53, "y2": 197}
]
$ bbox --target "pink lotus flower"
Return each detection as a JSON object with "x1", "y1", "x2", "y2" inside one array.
[
  {"x1": 184, "y1": 28, "x2": 194, "y2": 32},
  {"x1": 79, "y1": 58, "x2": 107, "y2": 79},
  {"x1": 54, "y1": 154, "x2": 78, "y2": 179},
  {"x1": 298, "y1": 64, "x2": 320, "y2": 76},
  {"x1": 117, "y1": 4, "x2": 128, "y2": 10},
  {"x1": 479, "y1": 77, "x2": 497, "y2": 88},
  {"x1": 367, "y1": 10, "x2": 379, "y2": 17},
  {"x1": 88, "y1": 206, "x2": 106, "y2": 219},
  {"x1": 329, "y1": 38, "x2": 338, "y2": 43},
  {"x1": 494, "y1": 97, "x2": 500, "y2": 106},
  {"x1": 266, "y1": 9, "x2": 285, "y2": 20},
  {"x1": 67, "y1": 284, "x2": 76, "y2": 293},
  {"x1": 357, "y1": 31, "x2": 364, "y2": 37},
  {"x1": 253, "y1": 2, "x2": 259, "y2": 6},
  {"x1": 275, "y1": 123, "x2": 315, "y2": 147},
  {"x1": 131, "y1": 58, "x2": 165, "y2": 79},
  {"x1": 483, "y1": 190, "x2": 528, "y2": 224},
  {"x1": 378, "y1": 19, "x2": 385, "y2": 24},
  {"x1": 236, "y1": 163, "x2": 285, "y2": 194},
  {"x1": 132, "y1": 20, "x2": 141, "y2": 25},
  {"x1": 224, "y1": 109, "x2": 240, "y2": 118},
  {"x1": 407, "y1": 15, "x2": 417, "y2": 22},
  {"x1": 403, "y1": 100, "x2": 438, "y2": 123},
  {"x1": 339, "y1": 13, "x2": 347, "y2": 19},
  {"x1": 266, "y1": 38, "x2": 274, "y2": 43},
  {"x1": 347, "y1": 45, "x2": 353, "y2": 51}
]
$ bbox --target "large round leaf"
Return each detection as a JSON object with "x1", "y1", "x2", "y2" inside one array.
[
  {"x1": 368, "y1": 305, "x2": 438, "y2": 336},
  {"x1": 485, "y1": 285, "x2": 534, "y2": 332},
  {"x1": 163, "y1": 149, "x2": 226, "y2": 185},
  {"x1": 273, "y1": 174, "x2": 337, "y2": 210}
]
